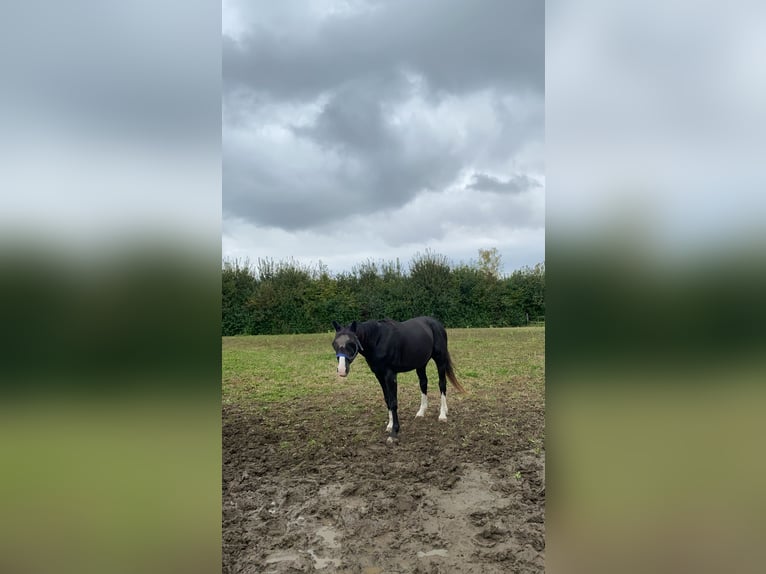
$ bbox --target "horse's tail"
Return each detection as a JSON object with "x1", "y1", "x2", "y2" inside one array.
[
  {"x1": 445, "y1": 351, "x2": 465, "y2": 393},
  {"x1": 426, "y1": 316, "x2": 465, "y2": 393}
]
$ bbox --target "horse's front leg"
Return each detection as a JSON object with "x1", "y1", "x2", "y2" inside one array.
[
  {"x1": 376, "y1": 376, "x2": 393, "y2": 432},
  {"x1": 385, "y1": 372, "x2": 400, "y2": 442}
]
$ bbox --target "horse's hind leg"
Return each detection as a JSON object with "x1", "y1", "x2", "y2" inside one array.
[
  {"x1": 432, "y1": 328, "x2": 450, "y2": 421},
  {"x1": 436, "y1": 361, "x2": 448, "y2": 421},
  {"x1": 415, "y1": 366, "x2": 428, "y2": 417}
]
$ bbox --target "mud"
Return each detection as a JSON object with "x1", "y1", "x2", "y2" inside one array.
[{"x1": 223, "y1": 390, "x2": 544, "y2": 573}]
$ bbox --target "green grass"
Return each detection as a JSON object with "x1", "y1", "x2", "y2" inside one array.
[
  {"x1": 222, "y1": 326, "x2": 545, "y2": 405},
  {"x1": 0, "y1": 400, "x2": 220, "y2": 574}
]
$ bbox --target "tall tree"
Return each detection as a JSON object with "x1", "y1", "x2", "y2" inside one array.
[{"x1": 478, "y1": 247, "x2": 502, "y2": 278}]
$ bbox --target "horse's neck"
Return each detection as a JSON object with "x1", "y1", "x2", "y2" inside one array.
[{"x1": 357, "y1": 321, "x2": 379, "y2": 354}]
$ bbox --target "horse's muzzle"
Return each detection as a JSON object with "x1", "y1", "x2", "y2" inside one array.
[{"x1": 337, "y1": 356, "x2": 349, "y2": 377}]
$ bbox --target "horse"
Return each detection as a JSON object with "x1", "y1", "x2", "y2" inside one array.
[{"x1": 331, "y1": 316, "x2": 464, "y2": 442}]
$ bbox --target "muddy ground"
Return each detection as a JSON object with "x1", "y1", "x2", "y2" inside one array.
[{"x1": 223, "y1": 388, "x2": 545, "y2": 573}]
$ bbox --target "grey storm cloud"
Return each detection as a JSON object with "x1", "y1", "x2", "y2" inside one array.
[
  {"x1": 223, "y1": 0, "x2": 544, "y2": 233},
  {"x1": 467, "y1": 173, "x2": 542, "y2": 194},
  {"x1": 223, "y1": 0, "x2": 543, "y2": 99}
]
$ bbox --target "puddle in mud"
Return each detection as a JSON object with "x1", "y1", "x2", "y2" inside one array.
[
  {"x1": 315, "y1": 524, "x2": 341, "y2": 548},
  {"x1": 264, "y1": 551, "x2": 300, "y2": 564},
  {"x1": 417, "y1": 548, "x2": 449, "y2": 558}
]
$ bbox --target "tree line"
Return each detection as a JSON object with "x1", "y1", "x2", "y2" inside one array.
[{"x1": 222, "y1": 249, "x2": 544, "y2": 336}]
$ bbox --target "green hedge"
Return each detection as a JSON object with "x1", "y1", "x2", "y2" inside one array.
[{"x1": 222, "y1": 252, "x2": 544, "y2": 335}]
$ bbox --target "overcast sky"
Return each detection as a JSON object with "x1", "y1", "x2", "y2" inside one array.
[{"x1": 222, "y1": 0, "x2": 544, "y2": 275}]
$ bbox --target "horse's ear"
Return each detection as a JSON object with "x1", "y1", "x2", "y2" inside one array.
[
  {"x1": 332, "y1": 320, "x2": 342, "y2": 332},
  {"x1": 350, "y1": 321, "x2": 357, "y2": 332}
]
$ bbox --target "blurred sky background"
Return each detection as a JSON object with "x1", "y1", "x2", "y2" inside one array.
[
  {"x1": 0, "y1": 0, "x2": 221, "y2": 255},
  {"x1": 547, "y1": 0, "x2": 766, "y2": 259}
]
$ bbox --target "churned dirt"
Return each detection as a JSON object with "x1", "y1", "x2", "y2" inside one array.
[{"x1": 223, "y1": 388, "x2": 545, "y2": 573}]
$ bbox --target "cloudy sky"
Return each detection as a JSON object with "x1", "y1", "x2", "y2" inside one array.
[{"x1": 222, "y1": 0, "x2": 544, "y2": 275}]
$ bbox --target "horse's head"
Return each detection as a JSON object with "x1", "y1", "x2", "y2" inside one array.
[{"x1": 332, "y1": 320, "x2": 364, "y2": 377}]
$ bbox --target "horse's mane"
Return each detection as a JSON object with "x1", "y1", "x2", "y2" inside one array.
[{"x1": 357, "y1": 319, "x2": 396, "y2": 352}]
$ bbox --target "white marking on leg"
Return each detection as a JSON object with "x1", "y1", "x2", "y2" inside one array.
[
  {"x1": 438, "y1": 393, "x2": 448, "y2": 421},
  {"x1": 385, "y1": 409, "x2": 393, "y2": 432},
  {"x1": 415, "y1": 393, "x2": 428, "y2": 417},
  {"x1": 337, "y1": 356, "x2": 347, "y2": 377}
]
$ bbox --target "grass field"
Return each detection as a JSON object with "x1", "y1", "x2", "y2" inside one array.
[
  {"x1": 222, "y1": 325, "x2": 546, "y2": 573},
  {"x1": 222, "y1": 326, "x2": 545, "y2": 405}
]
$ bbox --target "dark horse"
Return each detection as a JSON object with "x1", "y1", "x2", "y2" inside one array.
[{"x1": 332, "y1": 316, "x2": 464, "y2": 442}]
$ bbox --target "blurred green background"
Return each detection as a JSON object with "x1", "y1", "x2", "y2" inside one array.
[
  {"x1": 547, "y1": 236, "x2": 766, "y2": 574},
  {"x1": 0, "y1": 240, "x2": 222, "y2": 574}
]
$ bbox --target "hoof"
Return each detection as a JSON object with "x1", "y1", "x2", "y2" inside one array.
[
  {"x1": 438, "y1": 415, "x2": 447, "y2": 422},
  {"x1": 415, "y1": 411, "x2": 425, "y2": 418},
  {"x1": 386, "y1": 436, "x2": 399, "y2": 446}
]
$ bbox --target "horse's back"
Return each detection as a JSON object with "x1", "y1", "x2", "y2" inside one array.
[
  {"x1": 382, "y1": 317, "x2": 435, "y2": 370},
  {"x1": 399, "y1": 317, "x2": 437, "y2": 341}
]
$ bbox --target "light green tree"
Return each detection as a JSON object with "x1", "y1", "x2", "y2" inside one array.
[{"x1": 477, "y1": 247, "x2": 502, "y2": 278}]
